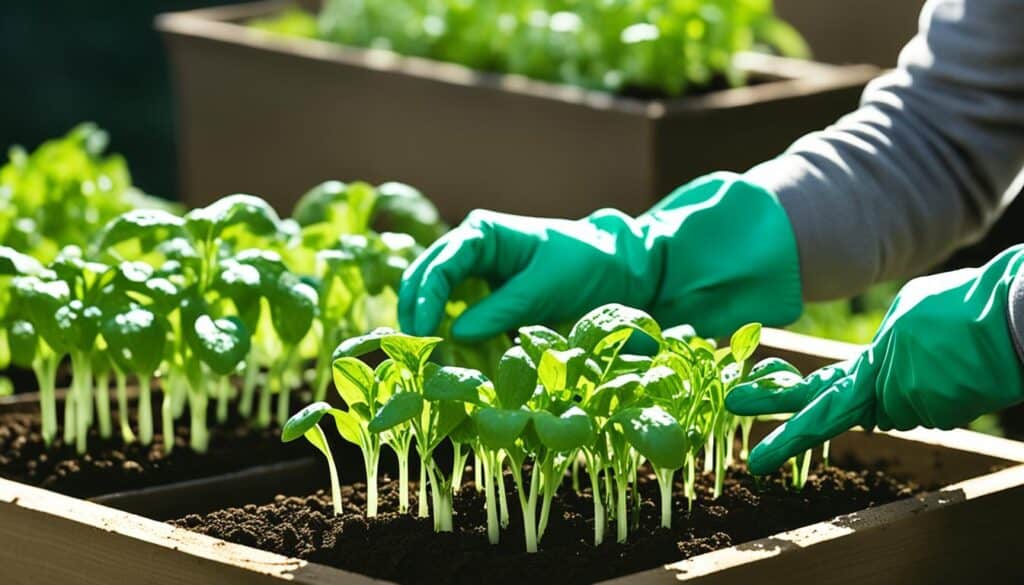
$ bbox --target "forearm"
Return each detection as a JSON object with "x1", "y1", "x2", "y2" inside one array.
[{"x1": 746, "y1": 0, "x2": 1024, "y2": 301}]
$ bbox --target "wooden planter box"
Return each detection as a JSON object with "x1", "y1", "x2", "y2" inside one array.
[
  {"x1": 774, "y1": 0, "x2": 923, "y2": 67},
  {"x1": 157, "y1": 2, "x2": 879, "y2": 223},
  {"x1": 3, "y1": 329, "x2": 1024, "y2": 584}
]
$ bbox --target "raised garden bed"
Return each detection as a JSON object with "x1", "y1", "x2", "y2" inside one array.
[
  {"x1": 0, "y1": 390, "x2": 312, "y2": 498},
  {"x1": 2, "y1": 329, "x2": 1023, "y2": 584},
  {"x1": 157, "y1": 2, "x2": 879, "y2": 222}
]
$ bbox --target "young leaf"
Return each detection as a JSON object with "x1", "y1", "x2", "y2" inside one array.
[
  {"x1": 373, "y1": 181, "x2": 445, "y2": 245},
  {"x1": 190, "y1": 314, "x2": 250, "y2": 376},
  {"x1": 568, "y1": 303, "x2": 663, "y2": 355},
  {"x1": 533, "y1": 406, "x2": 595, "y2": 451},
  {"x1": 423, "y1": 366, "x2": 490, "y2": 404},
  {"x1": 184, "y1": 194, "x2": 282, "y2": 240},
  {"x1": 495, "y1": 346, "x2": 537, "y2": 410},
  {"x1": 329, "y1": 408, "x2": 365, "y2": 445},
  {"x1": 270, "y1": 276, "x2": 318, "y2": 345},
  {"x1": 282, "y1": 401, "x2": 332, "y2": 442},
  {"x1": 474, "y1": 407, "x2": 531, "y2": 450},
  {"x1": 333, "y1": 327, "x2": 397, "y2": 360},
  {"x1": 103, "y1": 308, "x2": 167, "y2": 376},
  {"x1": 368, "y1": 392, "x2": 424, "y2": 433},
  {"x1": 0, "y1": 246, "x2": 48, "y2": 277},
  {"x1": 292, "y1": 180, "x2": 348, "y2": 226},
  {"x1": 518, "y1": 325, "x2": 569, "y2": 364},
  {"x1": 537, "y1": 347, "x2": 588, "y2": 392},
  {"x1": 332, "y1": 356, "x2": 376, "y2": 407},
  {"x1": 380, "y1": 333, "x2": 443, "y2": 375},
  {"x1": 730, "y1": 322, "x2": 762, "y2": 363},
  {"x1": 92, "y1": 209, "x2": 186, "y2": 252},
  {"x1": 610, "y1": 406, "x2": 688, "y2": 470}
]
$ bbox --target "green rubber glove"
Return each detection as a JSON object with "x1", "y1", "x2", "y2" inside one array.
[
  {"x1": 398, "y1": 172, "x2": 803, "y2": 340},
  {"x1": 727, "y1": 245, "x2": 1024, "y2": 475}
]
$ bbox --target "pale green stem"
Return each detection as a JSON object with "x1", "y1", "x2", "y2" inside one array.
[
  {"x1": 189, "y1": 384, "x2": 209, "y2": 453},
  {"x1": 161, "y1": 381, "x2": 174, "y2": 453},
  {"x1": 63, "y1": 390, "x2": 75, "y2": 444},
  {"x1": 94, "y1": 372, "x2": 111, "y2": 440},
  {"x1": 822, "y1": 440, "x2": 831, "y2": 468},
  {"x1": 483, "y1": 452, "x2": 499, "y2": 544},
  {"x1": 71, "y1": 353, "x2": 93, "y2": 455},
  {"x1": 216, "y1": 376, "x2": 230, "y2": 424},
  {"x1": 713, "y1": 432, "x2": 726, "y2": 500},
  {"x1": 365, "y1": 451, "x2": 380, "y2": 518},
  {"x1": 473, "y1": 451, "x2": 483, "y2": 492},
  {"x1": 138, "y1": 375, "x2": 154, "y2": 446},
  {"x1": 588, "y1": 464, "x2": 605, "y2": 546},
  {"x1": 417, "y1": 461, "x2": 429, "y2": 518},
  {"x1": 703, "y1": 435, "x2": 715, "y2": 473},
  {"x1": 616, "y1": 475, "x2": 629, "y2": 544},
  {"x1": 115, "y1": 371, "x2": 136, "y2": 444},
  {"x1": 740, "y1": 417, "x2": 754, "y2": 461},
  {"x1": 685, "y1": 453, "x2": 696, "y2": 512},
  {"x1": 275, "y1": 348, "x2": 296, "y2": 426},
  {"x1": 35, "y1": 356, "x2": 58, "y2": 446},
  {"x1": 656, "y1": 467, "x2": 674, "y2": 529},
  {"x1": 497, "y1": 457, "x2": 510, "y2": 529},
  {"x1": 239, "y1": 353, "x2": 259, "y2": 417}
]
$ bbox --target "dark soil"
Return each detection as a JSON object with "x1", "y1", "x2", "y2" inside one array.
[
  {"x1": 0, "y1": 409, "x2": 307, "y2": 498},
  {"x1": 174, "y1": 464, "x2": 917, "y2": 584}
]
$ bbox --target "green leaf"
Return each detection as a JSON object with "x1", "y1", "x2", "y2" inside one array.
[
  {"x1": 584, "y1": 373, "x2": 642, "y2": 417},
  {"x1": 537, "y1": 347, "x2": 588, "y2": 392},
  {"x1": 474, "y1": 407, "x2": 531, "y2": 450},
  {"x1": 641, "y1": 366, "x2": 684, "y2": 401},
  {"x1": 495, "y1": 346, "x2": 537, "y2": 410},
  {"x1": 102, "y1": 307, "x2": 167, "y2": 376},
  {"x1": 568, "y1": 303, "x2": 663, "y2": 355},
  {"x1": 332, "y1": 356, "x2": 376, "y2": 408},
  {"x1": 190, "y1": 315, "x2": 250, "y2": 376},
  {"x1": 329, "y1": 408, "x2": 365, "y2": 446},
  {"x1": 0, "y1": 246, "x2": 48, "y2": 277},
  {"x1": 13, "y1": 277, "x2": 70, "y2": 355},
  {"x1": 184, "y1": 194, "x2": 282, "y2": 240},
  {"x1": 730, "y1": 323, "x2": 762, "y2": 363},
  {"x1": 7, "y1": 320, "x2": 38, "y2": 368},
  {"x1": 423, "y1": 365, "x2": 490, "y2": 404},
  {"x1": 518, "y1": 325, "x2": 568, "y2": 364},
  {"x1": 380, "y1": 333, "x2": 442, "y2": 375},
  {"x1": 373, "y1": 182, "x2": 445, "y2": 245},
  {"x1": 448, "y1": 415, "x2": 477, "y2": 445},
  {"x1": 282, "y1": 401, "x2": 331, "y2": 442},
  {"x1": 368, "y1": 392, "x2": 424, "y2": 433},
  {"x1": 92, "y1": 209, "x2": 186, "y2": 252},
  {"x1": 610, "y1": 406, "x2": 687, "y2": 470},
  {"x1": 292, "y1": 180, "x2": 348, "y2": 226},
  {"x1": 333, "y1": 327, "x2": 397, "y2": 360},
  {"x1": 270, "y1": 276, "x2": 318, "y2": 345},
  {"x1": 427, "y1": 399, "x2": 469, "y2": 450},
  {"x1": 533, "y1": 406, "x2": 595, "y2": 451}
]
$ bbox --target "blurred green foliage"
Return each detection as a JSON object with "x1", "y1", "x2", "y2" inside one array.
[
  {"x1": 0, "y1": 124, "x2": 180, "y2": 264},
  {"x1": 252, "y1": 1, "x2": 808, "y2": 96},
  {"x1": 786, "y1": 281, "x2": 901, "y2": 345}
]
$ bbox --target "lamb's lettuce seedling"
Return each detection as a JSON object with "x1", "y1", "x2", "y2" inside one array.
[
  {"x1": 103, "y1": 307, "x2": 167, "y2": 447},
  {"x1": 282, "y1": 402, "x2": 344, "y2": 515}
]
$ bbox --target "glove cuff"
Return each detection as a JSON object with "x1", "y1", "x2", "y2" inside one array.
[{"x1": 641, "y1": 172, "x2": 804, "y2": 337}]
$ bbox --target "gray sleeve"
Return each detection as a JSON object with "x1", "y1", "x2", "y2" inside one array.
[{"x1": 744, "y1": 0, "x2": 1024, "y2": 301}]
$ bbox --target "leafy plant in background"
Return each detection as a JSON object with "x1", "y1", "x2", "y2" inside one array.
[
  {"x1": 252, "y1": 1, "x2": 808, "y2": 97},
  {"x1": 0, "y1": 128, "x2": 448, "y2": 460},
  {"x1": 287, "y1": 303, "x2": 819, "y2": 553}
]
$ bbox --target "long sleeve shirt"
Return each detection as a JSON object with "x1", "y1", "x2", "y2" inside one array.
[{"x1": 745, "y1": 0, "x2": 1024, "y2": 303}]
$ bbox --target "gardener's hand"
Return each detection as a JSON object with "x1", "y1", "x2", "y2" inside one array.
[
  {"x1": 727, "y1": 246, "x2": 1024, "y2": 474},
  {"x1": 399, "y1": 172, "x2": 803, "y2": 340}
]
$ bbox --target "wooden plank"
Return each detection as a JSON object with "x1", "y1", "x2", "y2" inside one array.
[
  {"x1": 0, "y1": 477, "x2": 389, "y2": 585},
  {"x1": 606, "y1": 464, "x2": 1024, "y2": 584},
  {"x1": 758, "y1": 327, "x2": 863, "y2": 373}
]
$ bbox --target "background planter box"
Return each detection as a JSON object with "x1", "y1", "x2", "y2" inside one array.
[
  {"x1": 3, "y1": 329, "x2": 1024, "y2": 584},
  {"x1": 158, "y1": 2, "x2": 879, "y2": 223},
  {"x1": 774, "y1": 0, "x2": 924, "y2": 67}
]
